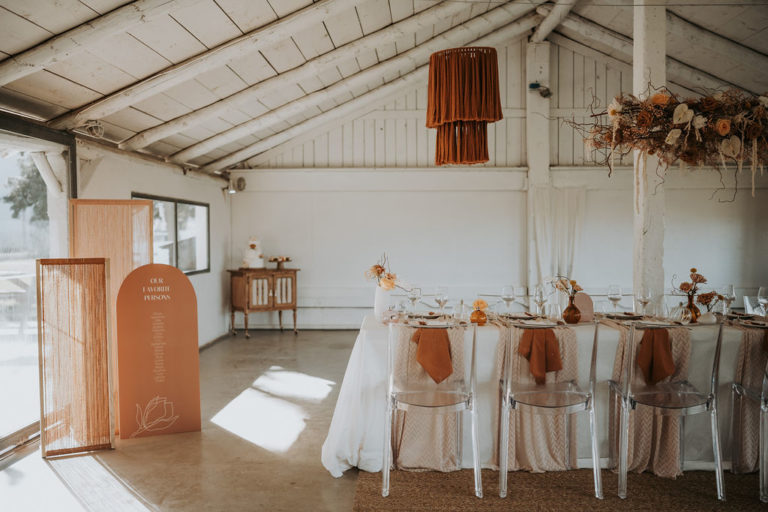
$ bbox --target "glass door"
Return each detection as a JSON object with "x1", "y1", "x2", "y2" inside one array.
[{"x1": 0, "y1": 147, "x2": 64, "y2": 454}]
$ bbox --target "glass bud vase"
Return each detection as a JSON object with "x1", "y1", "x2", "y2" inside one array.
[
  {"x1": 686, "y1": 295, "x2": 701, "y2": 324},
  {"x1": 470, "y1": 308, "x2": 487, "y2": 326},
  {"x1": 563, "y1": 295, "x2": 581, "y2": 324}
]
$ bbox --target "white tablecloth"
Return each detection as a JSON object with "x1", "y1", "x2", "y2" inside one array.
[{"x1": 321, "y1": 315, "x2": 744, "y2": 477}]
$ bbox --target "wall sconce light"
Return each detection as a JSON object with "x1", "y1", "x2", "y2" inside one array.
[
  {"x1": 528, "y1": 82, "x2": 552, "y2": 98},
  {"x1": 224, "y1": 180, "x2": 236, "y2": 195}
]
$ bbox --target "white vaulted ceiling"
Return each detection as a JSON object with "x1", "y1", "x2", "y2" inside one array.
[{"x1": 0, "y1": 0, "x2": 765, "y2": 175}]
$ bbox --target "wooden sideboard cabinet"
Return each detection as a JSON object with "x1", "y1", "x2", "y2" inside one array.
[{"x1": 228, "y1": 268, "x2": 299, "y2": 337}]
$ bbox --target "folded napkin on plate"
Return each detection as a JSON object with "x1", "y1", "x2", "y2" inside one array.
[
  {"x1": 517, "y1": 328, "x2": 562, "y2": 385},
  {"x1": 637, "y1": 328, "x2": 675, "y2": 385},
  {"x1": 411, "y1": 328, "x2": 453, "y2": 384}
]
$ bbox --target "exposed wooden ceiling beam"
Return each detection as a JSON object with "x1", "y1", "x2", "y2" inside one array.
[
  {"x1": 199, "y1": 13, "x2": 543, "y2": 174},
  {"x1": 170, "y1": 2, "x2": 543, "y2": 165},
  {"x1": 0, "y1": 0, "x2": 203, "y2": 87},
  {"x1": 530, "y1": 0, "x2": 579, "y2": 43},
  {"x1": 118, "y1": 0, "x2": 472, "y2": 152},
  {"x1": 539, "y1": 6, "x2": 743, "y2": 94},
  {"x1": 47, "y1": 0, "x2": 362, "y2": 130},
  {"x1": 538, "y1": 4, "x2": 765, "y2": 94}
]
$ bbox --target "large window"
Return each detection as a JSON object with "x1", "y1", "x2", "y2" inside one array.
[{"x1": 132, "y1": 193, "x2": 210, "y2": 275}]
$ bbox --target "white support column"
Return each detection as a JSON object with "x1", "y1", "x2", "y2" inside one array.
[
  {"x1": 29, "y1": 151, "x2": 69, "y2": 257},
  {"x1": 633, "y1": 1, "x2": 666, "y2": 303},
  {"x1": 526, "y1": 41, "x2": 551, "y2": 291}
]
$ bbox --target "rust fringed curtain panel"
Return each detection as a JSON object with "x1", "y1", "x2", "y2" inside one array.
[
  {"x1": 37, "y1": 258, "x2": 113, "y2": 457},
  {"x1": 426, "y1": 47, "x2": 503, "y2": 165}
]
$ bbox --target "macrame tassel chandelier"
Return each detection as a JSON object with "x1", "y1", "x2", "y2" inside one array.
[{"x1": 426, "y1": 47, "x2": 503, "y2": 166}]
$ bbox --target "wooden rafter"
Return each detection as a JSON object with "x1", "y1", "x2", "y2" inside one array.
[
  {"x1": 538, "y1": 5, "x2": 765, "y2": 94},
  {"x1": 118, "y1": 0, "x2": 472, "y2": 151},
  {"x1": 199, "y1": 13, "x2": 543, "y2": 174},
  {"x1": 47, "y1": 0, "x2": 362, "y2": 130},
  {"x1": 539, "y1": 7, "x2": 745, "y2": 94},
  {"x1": 0, "y1": 0, "x2": 204, "y2": 86},
  {"x1": 530, "y1": 0, "x2": 579, "y2": 43},
  {"x1": 170, "y1": 1, "x2": 542, "y2": 165}
]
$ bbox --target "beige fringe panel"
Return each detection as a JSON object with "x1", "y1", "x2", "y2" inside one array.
[{"x1": 37, "y1": 258, "x2": 113, "y2": 457}]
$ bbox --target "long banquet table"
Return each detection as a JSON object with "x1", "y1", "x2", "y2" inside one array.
[{"x1": 321, "y1": 315, "x2": 746, "y2": 477}]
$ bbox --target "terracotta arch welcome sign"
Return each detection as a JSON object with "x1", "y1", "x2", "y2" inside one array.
[{"x1": 116, "y1": 264, "x2": 201, "y2": 439}]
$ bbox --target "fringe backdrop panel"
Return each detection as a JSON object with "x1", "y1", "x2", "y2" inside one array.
[
  {"x1": 37, "y1": 258, "x2": 113, "y2": 457},
  {"x1": 426, "y1": 46, "x2": 502, "y2": 166},
  {"x1": 69, "y1": 199, "x2": 153, "y2": 434}
]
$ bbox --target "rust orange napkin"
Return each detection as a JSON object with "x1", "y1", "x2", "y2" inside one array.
[
  {"x1": 411, "y1": 328, "x2": 453, "y2": 384},
  {"x1": 637, "y1": 328, "x2": 675, "y2": 385},
  {"x1": 517, "y1": 328, "x2": 563, "y2": 385}
]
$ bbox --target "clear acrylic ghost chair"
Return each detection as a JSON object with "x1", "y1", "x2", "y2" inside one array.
[
  {"x1": 382, "y1": 322, "x2": 482, "y2": 498},
  {"x1": 609, "y1": 322, "x2": 725, "y2": 501},
  {"x1": 731, "y1": 323, "x2": 768, "y2": 503},
  {"x1": 499, "y1": 321, "x2": 603, "y2": 499}
]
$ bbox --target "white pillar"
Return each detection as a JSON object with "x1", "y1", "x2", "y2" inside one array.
[
  {"x1": 30, "y1": 151, "x2": 69, "y2": 257},
  {"x1": 632, "y1": 1, "x2": 666, "y2": 303},
  {"x1": 526, "y1": 41, "x2": 551, "y2": 291}
]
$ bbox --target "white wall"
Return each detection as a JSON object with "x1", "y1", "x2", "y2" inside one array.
[
  {"x1": 230, "y1": 169, "x2": 528, "y2": 328},
  {"x1": 76, "y1": 140, "x2": 231, "y2": 345},
  {"x1": 232, "y1": 165, "x2": 768, "y2": 329}
]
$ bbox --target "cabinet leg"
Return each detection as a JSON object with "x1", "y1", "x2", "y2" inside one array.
[
  {"x1": 244, "y1": 313, "x2": 250, "y2": 339},
  {"x1": 230, "y1": 310, "x2": 235, "y2": 335},
  {"x1": 278, "y1": 310, "x2": 283, "y2": 332},
  {"x1": 293, "y1": 309, "x2": 298, "y2": 335}
]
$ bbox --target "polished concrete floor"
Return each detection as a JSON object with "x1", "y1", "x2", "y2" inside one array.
[{"x1": 1, "y1": 329, "x2": 359, "y2": 511}]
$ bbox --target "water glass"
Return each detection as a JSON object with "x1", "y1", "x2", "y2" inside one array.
[
  {"x1": 720, "y1": 284, "x2": 735, "y2": 315},
  {"x1": 758, "y1": 286, "x2": 768, "y2": 316},
  {"x1": 501, "y1": 285, "x2": 516, "y2": 312}
]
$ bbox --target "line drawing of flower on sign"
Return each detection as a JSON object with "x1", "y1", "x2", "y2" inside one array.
[{"x1": 130, "y1": 396, "x2": 180, "y2": 438}]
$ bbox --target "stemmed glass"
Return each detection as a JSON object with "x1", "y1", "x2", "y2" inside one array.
[
  {"x1": 758, "y1": 286, "x2": 768, "y2": 316},
  {"x1": 533, "y1": 284, "x2": 547, "y2": 316},
  {"x1": 501, "y1": 285, "x2": 516, "y2": 313},
  {"x1": 435, "y1": 287, "x2": 449, "y2": 316},
  {"x1": 635, "y1": 287, "x2": 651, "y2": 316},
  {"x1": 607, "y1": 285, "x2": 622, "y2": 313},
  {"x1": 720, "y1": 284, "x2": 736, "y2": 315},
  {"x1": 407, "y1": 287, "x2": 422, "y2": 313}
]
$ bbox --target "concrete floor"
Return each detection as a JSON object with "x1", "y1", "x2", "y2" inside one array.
[{"x1": 0, "y1": 329, "x2": 360, "y2": 511}]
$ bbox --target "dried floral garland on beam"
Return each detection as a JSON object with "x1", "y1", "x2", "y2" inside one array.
[{"x1": 574, "y1": 88, "x2": 768, "y2": 196}]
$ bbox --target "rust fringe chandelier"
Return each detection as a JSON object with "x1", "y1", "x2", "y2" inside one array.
[{"x1": 426, "y1": 47, "x2": 503, "y2": 166}]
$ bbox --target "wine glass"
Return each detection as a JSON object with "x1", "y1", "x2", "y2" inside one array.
[
  {"x1": 758, "y1": 286, "x2": 768, "y2": 316},
  {"x1": 607, "y1": 285, "x2": 622, "y2": 313},
  {"x1": 720, "y1": 284, "x2": 736, "y2": 315},
  {"x1": 635, "y1": 287, "x2": 651, "y2": 316},
  {"x1": 407, "y1": 287, "x2": 422, "y2": 312},
  {"x1": 501, "y1": 285, "x2": 516, "y2": 313},
  {"x1": 679, "y1": 308, "x2": 692, "y2": 325},
  {"x1": 435, "y1": 287, "x2": 449, "y2": 316},
  {"x1": 533, "y1": 284, "x2": 547, "y2": 316}
]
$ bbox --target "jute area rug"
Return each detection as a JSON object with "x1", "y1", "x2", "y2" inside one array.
[{"x1": 354, "y1": 469, "x2": 764, "y2": 511}]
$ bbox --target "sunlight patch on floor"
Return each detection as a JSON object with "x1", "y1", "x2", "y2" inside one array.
[
  {"x1": 1, "y1": 449, "x2": 84, "y2": 512},
  {"x1": 252, "y1": 366, "x2": 335, "y2": 402},
  {"x1": 211, "y1": 387, "x2": 307, "y2": 453}
]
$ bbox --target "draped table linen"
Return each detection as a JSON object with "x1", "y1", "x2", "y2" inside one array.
[{"x1": 321, "y1": 315, "x2": 746, "y2": 477}]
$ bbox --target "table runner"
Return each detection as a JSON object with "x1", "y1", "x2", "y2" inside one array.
[
  {"x1": 732, "y1": 324, "x2": 768, "y2": 473},
  {"x1": 492, "y1": 326, "x2": 579, "y2": 472},
  {"x1": 607, "y1": 321, "x2": 691, "y2": 478}
]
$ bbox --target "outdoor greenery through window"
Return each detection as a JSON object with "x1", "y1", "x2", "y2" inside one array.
[{"x1": 133, "y1": 193, "x2": 210, "y2": 275}]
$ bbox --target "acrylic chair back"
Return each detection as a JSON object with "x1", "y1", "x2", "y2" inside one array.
[
  {"x1": 616, "y1": 321, "x2": 725, "y2": 501},
  {"x1": 382, "y1": 322, "x2": 482, "y2": 498},
  {"x1": 499, "y1": 320, "x2": 603, "y2": 499}
]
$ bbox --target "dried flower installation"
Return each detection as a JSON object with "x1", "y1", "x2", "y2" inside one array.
[
  {"x1": 426, "y1": 47, "x2": 503, "y2": 165},
  {"x1": 574, "y1": 89, "x2": 768, "y2": 196}
]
